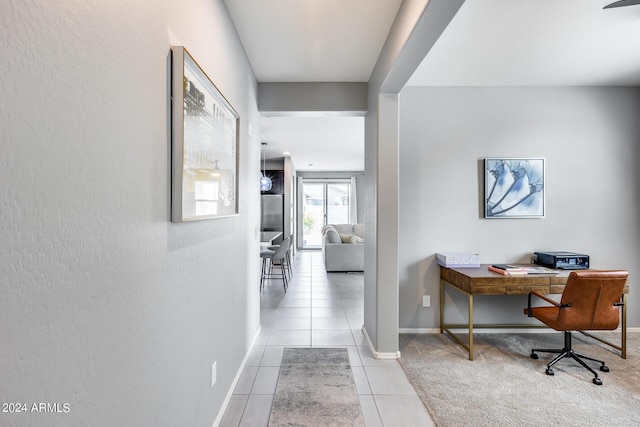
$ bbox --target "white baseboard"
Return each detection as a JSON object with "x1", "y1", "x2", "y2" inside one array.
[
  {"x1": 212, "y1": 326, "x2": 261, "y2": 427},
  {"x1": 399, "y1": 328, "x2": 440, "y2": 334},
  {"x1": 362, "y1": 325, "x2": 401, "y2": 359},
  {"x1": 401, "y1": 327, "x2": 563, "y2": 334},
  {"x1": 399, "y1": 327, "x2": 640, "y2": 334}
]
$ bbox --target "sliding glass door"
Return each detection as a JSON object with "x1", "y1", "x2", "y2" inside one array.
[{"x1": 301, "y1": 180, "x2": 350, "y2": 249}]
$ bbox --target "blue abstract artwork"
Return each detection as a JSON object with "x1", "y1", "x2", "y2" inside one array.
[{"x1": 485, "y1": 158, "x2": 544, "y2": 218}]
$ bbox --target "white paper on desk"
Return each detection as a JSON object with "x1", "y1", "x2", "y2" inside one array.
[{"x1": 519, "y1": 266, "x2": 559, "y2": 274}]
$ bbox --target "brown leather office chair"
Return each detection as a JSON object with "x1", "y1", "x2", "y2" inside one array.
[{"x1": 524, "y1": 270, "x2": 628, "y2": 385}]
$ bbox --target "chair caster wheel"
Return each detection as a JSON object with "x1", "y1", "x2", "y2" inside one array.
[
  {"x1": 600, "y1": 365, "x2": 610, "y2": 373},
  {"x1": 593, "y1": 377, "x2": 602, "y2": 385},
  {"x1": 545, "y1": 368, "x2": 554, "y2": 376},
  {"x1": 530, "y1": 353, "x2": 539, "y2": 360}
]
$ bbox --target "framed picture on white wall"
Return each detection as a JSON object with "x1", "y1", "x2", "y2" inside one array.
[
  {"x1": 484, "y1": 158, "x2": 545, "y2": 218},
  {"x1": 171, "y1": 46, "x2": 239, "y2": 222}
]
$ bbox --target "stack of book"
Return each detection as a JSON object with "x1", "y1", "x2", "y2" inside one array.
[
  {"x1": 488, "y1": 264, "x2": 529, "y2": 276},
  {"x1": 488, "y1": 264, "x2": 559, "y2": 276}
]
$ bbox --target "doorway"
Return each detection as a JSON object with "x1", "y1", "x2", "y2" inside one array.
[{"x1": 301, "y1": 180, "x2": 351, "y2": 249}]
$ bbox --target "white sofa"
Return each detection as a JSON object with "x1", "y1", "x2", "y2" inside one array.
[{"x1": 321, "y1": 224, "x2": 365, "y2": 272}]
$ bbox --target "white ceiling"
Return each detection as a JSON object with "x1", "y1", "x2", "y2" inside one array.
[
  {"x1": 407, "y1": 0, "x2": 640, "y2": 86},
  {"x1": 223, "y1": 0, "x2": 403, "y2": 82},
  {"x1": 224, "y1": 0, "x2": 401, "y2": 172},
  {"x1": 261, "y1": 116, "x2": 364, "y2": 172},
  {"x1": 225, "y1": 0, "x2": 640, "y2": 171}
]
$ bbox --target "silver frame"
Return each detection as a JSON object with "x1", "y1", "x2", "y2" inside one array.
[
  {"x1": 484, "y1": 158, "x2": 545, "y2": 219},
  {"x1": 171, "y1": 46, "x2": 239, "y2": 222}
]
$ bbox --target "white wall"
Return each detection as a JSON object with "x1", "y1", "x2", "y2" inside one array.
[
  {"x1": 0, "y1": 1, "x2": 261, "y2": 426},
  {"x1": 398, "y1": 86, "x2": 640, "y2": 329},
  {"x1": 363, "y1": 0, "x2": 464, "y2": 354}
]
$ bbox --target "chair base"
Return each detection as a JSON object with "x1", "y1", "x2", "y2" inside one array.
[
  {"x1": 530, "y1": 331, "x2": 609, "y2": 385},
  {"x1": 260, "y1": 257, "x2": 288, "y2": 293}
]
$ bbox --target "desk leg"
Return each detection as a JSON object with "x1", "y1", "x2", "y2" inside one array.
[
  {"x1": 580, "y1": 293, "x2": 626, "y2": 359},
  {"x1": 622, "y1": 293, "x2": 627, "y2": 359},
  {"x1": 468, "y1": 293, "x2": 474, "y2": 361},
  {"x1": 440, "y1": 279, "x2": 474, "y2": 361},
  {"x1": 440, "y1": 279, "x2": 444, "y2": 334}
]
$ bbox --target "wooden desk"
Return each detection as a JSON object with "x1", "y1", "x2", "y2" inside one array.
[{"x1": 439, "y1": 265, "x2": 628, "y2": 361}]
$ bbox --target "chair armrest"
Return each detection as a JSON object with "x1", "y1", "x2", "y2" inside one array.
[
  {"x1": 527, "y1": 291, "x2": 570, "y2": 317},
  {"x1": 529, "y1": 291, "x2": 559, "y2": 306}
]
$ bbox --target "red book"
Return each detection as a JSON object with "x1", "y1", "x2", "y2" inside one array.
[{"x1": 488, "y1": 265, "x2": 527, "y2": 276}]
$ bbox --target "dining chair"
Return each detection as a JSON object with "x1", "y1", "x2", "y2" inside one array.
[
  {"x1": 269, "y1": 233, "x2": 293, "y2": 278},
  {"x1": 261, "y1": 236, "x2": 291, "y2": 292}
]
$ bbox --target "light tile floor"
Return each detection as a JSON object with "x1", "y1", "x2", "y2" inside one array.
[{"x1": 220, "y1": 251, "x2": 434, "y2": 427}]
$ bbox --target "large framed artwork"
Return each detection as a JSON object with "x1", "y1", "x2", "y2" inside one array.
[
  {"x1": 484, "y1": 158, "x2": 545, "y2": 218},
  {"x1": 171, "y1": 46, "x2": 239, "y2": 222}
]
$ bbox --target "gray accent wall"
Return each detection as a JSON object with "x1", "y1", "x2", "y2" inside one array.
[
  {"x1": 258, "y1": 82, "x2": 368, "y2": 115},
  {"x1": 0, "y1": 1, "x2": 261, "y2": 426},
  {"x1": 398, "y1": 86, "x2": 640, "y2": 329}
]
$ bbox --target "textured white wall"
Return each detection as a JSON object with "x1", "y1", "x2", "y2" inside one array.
[
  {"x1": 0, "y1": 0, "x2": 261, "y2": 426},
  {"x1": 398, "y1": 86, "x2": 640, "y2": 329}
]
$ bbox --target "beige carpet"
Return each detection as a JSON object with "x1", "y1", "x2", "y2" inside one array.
[{"x1": 399, "y1": 332, "x2": 640, "y2": 427}]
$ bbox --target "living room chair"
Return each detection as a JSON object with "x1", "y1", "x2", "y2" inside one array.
[{"x1": 524, "y1": 270, "x2": 628, "y2": 385}]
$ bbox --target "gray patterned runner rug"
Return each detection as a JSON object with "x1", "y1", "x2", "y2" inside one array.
[{"x1": 268, "y1": 348, "x2": 364, "y2": 427}]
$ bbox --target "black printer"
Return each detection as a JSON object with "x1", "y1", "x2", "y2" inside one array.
[{"x1": 533, "y1": 251, "x2": 590, "y2": 270}]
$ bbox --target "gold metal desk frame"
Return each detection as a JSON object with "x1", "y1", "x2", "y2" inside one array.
[{"x1": 439, "y1": 265, "x2": 628, "y2": 361}]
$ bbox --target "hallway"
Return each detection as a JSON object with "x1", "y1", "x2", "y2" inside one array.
[{"x1": 220, "y1": 251, "x2": 434, "y2": 426}]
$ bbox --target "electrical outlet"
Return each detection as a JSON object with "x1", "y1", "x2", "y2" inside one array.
[
  {"x1": 423, "y1": 295, "x2": 431, "y2": 307},
  {"x1": 211, "y1": 362, "x2": 217, "y2": 388}
]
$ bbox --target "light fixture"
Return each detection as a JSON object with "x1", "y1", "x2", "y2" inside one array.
[
  {"x1": 210, "y1": 160, "x2": 221, "y2": 177},
  {"x1": 260, "y1": 142, "x2": 272, "y2": 191}
]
